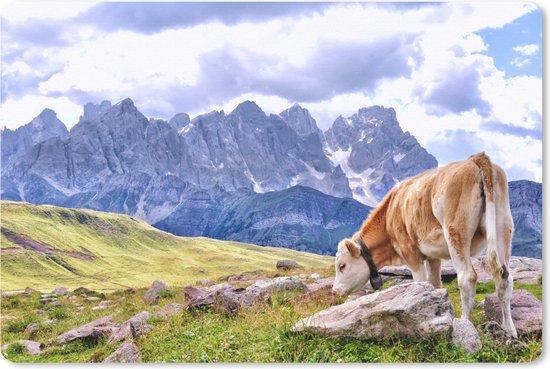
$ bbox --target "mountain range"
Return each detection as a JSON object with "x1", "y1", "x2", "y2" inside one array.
[{"x1": 0, "y1": 98, "x2": 542, "y2": 257}]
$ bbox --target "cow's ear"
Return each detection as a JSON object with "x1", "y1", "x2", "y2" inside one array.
[{"x1": 344, "y1": 239, "x2": 361, "y2": 258}]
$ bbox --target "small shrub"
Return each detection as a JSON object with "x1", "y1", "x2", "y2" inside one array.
[{"x1": 6, "y1": 342, "x2": 26, "y2": 356}]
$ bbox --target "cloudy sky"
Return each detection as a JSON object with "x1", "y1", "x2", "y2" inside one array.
[{"x1": 0, "y1": 1, "x2": 542, "y2": 181}]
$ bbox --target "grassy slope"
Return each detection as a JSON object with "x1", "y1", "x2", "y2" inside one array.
[
  {"x1": 0, "y1": 270, "x2": 542, "y2": 363},
  {"x1": 0, "y1": 201, "x2": 332, "y2": 291}
]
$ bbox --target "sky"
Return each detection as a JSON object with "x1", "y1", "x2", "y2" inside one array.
[{"x1": 0, "y1": 1, "x2": 543, "y2": 182}]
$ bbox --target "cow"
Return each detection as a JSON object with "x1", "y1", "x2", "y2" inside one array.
[{"x1": 332, "y1": 152, "x2": 517, "y2": 338}]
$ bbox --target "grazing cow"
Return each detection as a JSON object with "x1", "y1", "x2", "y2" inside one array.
[{"x1": 332, "y1": 152, "x2": 517, "y2": 338}]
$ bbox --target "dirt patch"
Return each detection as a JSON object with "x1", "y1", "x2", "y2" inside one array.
[{"x1": 0, "y1": 227, "x2": 96, "y2": 261}]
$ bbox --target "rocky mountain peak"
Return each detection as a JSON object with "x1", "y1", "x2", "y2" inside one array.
[
  {"x1": 80, "y1": 100, "x2": 112, "y2": 123},
  {"x1": 279, "y1": 104, "x2": 321, "y2": 138},
  {"x1": 168, "y1": 113, "x2": 190, "y2": 131},
  {"x1": 232, "y1": 100, "x2": 265, "y2": 119}
]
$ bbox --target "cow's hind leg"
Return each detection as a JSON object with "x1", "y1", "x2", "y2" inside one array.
[
  {"x1": 425, "y1": 259, "x2": 442, "y2": 288},
  {"x1": 444, "y1": 225, "x2": 477, "y2": 320}
]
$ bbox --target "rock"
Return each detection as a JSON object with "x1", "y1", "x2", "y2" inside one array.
[
  {"x1": 346, "y1": 284, "x2": 375, "y2": 302},
  {"x1": 86, "y1": 296, "x2": 101, "y2": 302},
  {"x1": 23, "y1": 323, "x2": 39, "y2": 336},
  {"x1": 99, "y1": 300, "x2": 113, "y2": 306},
  {"x1": 143, "y1": 280, "x2": 171, "y2": 304},
  {"x1": 293, "y1": 282, "x2": 453, "y2": 341},
  {"x1": 1, "y1": 315, "x2": 17, "y2": 320},
  {"x1": 306, "y1": 277, "x2": 334, "y2": 293},
  {"x1": 309, "y1": 273, "x2": 322, "y2": 280},
  {"x1": 227, "y1": 272, "x2": 267, "y2": 283},
  {"x1": 452, "y1": 318, "x2": 482, "y2": 353},
  {"x1": 23, "y1": 287, "x2": 38, "y2": 296},
  {"x1": 103, "y1": 342, "x2": 141, "y2": 363},
  {"x1": 114, "y1": 297, "x2": 126, "y2": 303},
  {"x1": 73, "y1": 287, "x2": 94, "y2": 295},
  {"x1": 56, "y1": 315, "x2": 115, "y2": 344},
  {"x1": 248, "y1": 277, "x2": 307, "y2": 294},
  {"x1": 53, "y1": 287, "x2": 69, "y2": 295},
  {"x1": 276, "y1": 259, "x2": 301, "y2": 270},
  {"x1": 484, "y1": 290, "x2": 542, "y2": 336},
  {"x1": 68, "y1": 295, "x2": 77, "y2": 300},
  {"x1": 52, "y1": 301, "x2": 63, "y2": 306},
  {"x1": 196, "y1": 279, "x2": 215, "y2": 287},
  {"x1": 184, "y1": 283, "x2": 232, "y2": 309},
  {"x1": 155, "y1": 303, "x2": 183, "y2": 318},
  {"x1": 1, "y1": 340, "x2": 44, "y2": 355},
  {"x1": 33, "y1": 309, "x2": 46, "y2": 315},
  {"x1": 40, "y1": 293, "x2": 57, "y2": 298},
  {"x1": 477, "y1": 321, "x2": 521, "y2": 347},
  {"x1": 107, "y1": 311, "x2": 153, "y2": 344},
  {"x1": 91, "y1": 305, "x2": 107, "y2": 311},
  {"x1": 40, "y1": 298, "x2": 57, "y2": 304}
]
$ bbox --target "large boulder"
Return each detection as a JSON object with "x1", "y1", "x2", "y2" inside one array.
[
  {"x1": 107, "y1": 311, "x2": 153, "y2": 344},
  {"x1": 452, "y1": 318, "x2": 482, "y2": 353},
  {"x1": 484, "y1": 290, "x2": 542, "y2": 336},
  {"x1": 184, "y1": 283, "x2": 232, "y2": 309},
  {"x1": 276, "y1": 259, "x2": 301, "y2": 270},
  {"x1": 1, "y1": 340, "x2": 44, "y2": 355},
  {"x1": 293, "y1": 282, "x2": 454, "y2": 341},
  {"x1": 143, "y1": 280, "x2": 171, "y2": 305},
  {"x1": 103, "y1": 342, "x2": 141, "y2": 363},
  {"x1": 56, "y1": 315, "x2": 115, "y2": 344}
]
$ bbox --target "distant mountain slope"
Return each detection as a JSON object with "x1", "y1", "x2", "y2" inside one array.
[
  {"x1": 155, "y1": 185, "x2": 372, "y2": 255},
  {"x1": 508, "y1": 180, "x2": 542, "y2": 258},
  {"x1": 0, "y1": 201, "x2": 332, "y2": 291}
]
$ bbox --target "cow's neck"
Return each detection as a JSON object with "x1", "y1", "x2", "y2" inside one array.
[{"x1": 356, "y1": 194, "x2": 396, "y2": 269}]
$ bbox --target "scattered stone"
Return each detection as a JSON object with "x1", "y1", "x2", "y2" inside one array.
[
  {"x1": 23, "y1": 287, "x2": 38, "y2": 296},
  {"x1": 40, "y1": 298, "x2": 57, "y2": 305},
  {"x1": 91, "y1": 306, "x2": 107, "y2": 311},
  {"x1": 227, "y1": 272, "x2": 267, "y2": 283},
  {"x1": 24, "y1": 323, "x2": 39, "y2": 336},
  {"x1": 309, "y1": 273, "x2": 322, "y2": 280},
  {"x1": 143, "y1": 280, "x2": 171, "y2": 305},
  {"x1": 33, "y1": 309, "x2": 46, "y2": 315},
  {"x1": 1, "y1": 340, "x2": 44, "y2": 355},
  {"x1": 79, "y1": 294, "x2": 88, "y2": 298},
  {"x1": 248, "y1": 276, "x2": 307, "y2": 294},
  {"x1": 484, "y1": 289, "x2": 542, "y2": 336},
  {"x1": 99, "y1": 300, "x2": 113, "y2": 306},
  {"x1": 293, "y1": 282, "x2": 454, "y2": 341},
  {"x1": 40, "y1": 293, "x2": 57, "y2": 299},
  {"x1": 196, "y1": 279, "x2": 215, "y2": 287},
  {"x1": 107, "y1": 311, "x2": 153, "y2": 344},
  {"x1": 478, "y1": 321, "x2": 521, "y2": 347},
  {"x1": 124, "y1": 288, "x2": 138, "y2": 294},
  {"x1": 56, "y1": 315, "x2": 115, "y2": 344},
  {"x1": 276, "y1": 259, "x2": 301, "y2": 270},
  {"x1": 52, "y1": 301, "x2": 63, "y2": 306},
  {"x1": 43, "y1": 319, "x2": 57, "y2": 325},
  {"x1": 114, "y1": 297, "x2": 126, "y2": 303},
  {"x1": 76, "y1": 306, "x2": 85, "y2": 311},
  {"x1": 86, "y1": 296, "x2": 102, "y2": 302},
  {"x1": 184, "y1": 283, "x2": 232, "y2": 309},
  {"x1": 53, "y1": 287, "x2": 69, "y2": 295},
  {"x1": 1, "y1": 315, "x2": 17, "y2": 320},
  {"x1": 73, "y1": 287, "x2": 94, "y2": 295},
  {"x1": 306, "y1": 277, "x2": 334, "y2": 293},
  {"x1": 68, "y1": 295, "x2": 77, "y2": 300},
  {"x1": 155, "y1": 303, "x2": 184, "y2": 318},
  {"x1": 299, "y1": 274, "x2": 308, "y2": 279},
  {"x1": 103, "y1": 342, "x2": 141, "y2": 363},
  {"x1": 452, "y1": 318, "x2": 482, "y2": 353}
]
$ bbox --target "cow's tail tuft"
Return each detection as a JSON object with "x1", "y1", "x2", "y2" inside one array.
[{"x1": 469, "y1": 152, "x2": 508, "y2": 280}]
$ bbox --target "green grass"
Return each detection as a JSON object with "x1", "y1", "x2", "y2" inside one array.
[
  {"x1": 0, "y1": 270, "x2": 542, "y2": 363},
  {"x1": 0, "y1": 201, "x2": 332, "y2": 291}
]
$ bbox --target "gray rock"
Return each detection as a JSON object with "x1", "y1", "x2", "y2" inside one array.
[
  {"x1": 56, "y1": 315, "x2": 115, "y2": 344},
  {"x1": 143, "y1": 280, "x2": 171, "y2": 304},
  {"x1": 276, "y1": 260, "x2": 301, "y2": 270},
  {"x1": 103, "y1": 342, "x2": 141, "y2": 363},
  {"x1": 91, "y1": 305, "x2": 107, "y2": 311},
  {"x1": 184, "y1": 283, "x2": 232, "y2": 309},
  {"x1": 39, "y1": 298, "x2": 57, "y2": 304},
  {"x1": 1, "y1": 340, "x2": 44, "y2": 355},
  {"x1": 155, "y1": 303, "x2": 183, "y2": 318},
  {"x1": 108, "y1": 311, "x2": 153, "y2": 344},
  {"x1": 477, "y1": 321, "x2": 521, "y2": 347},
  {"x1": 309, "y1": 273, "x2": 322, "y2": 280},
  {"x1": 484, "y1": 290, "x2": 542, "y2": 336},
  {"x1": 452, "y1": 318, "x2": 482, "y2": 353},
  {"x1": 293, "y1": 282, "x2": 454, "y2": 341},
  {"x1": 23, "y1": 323, "x2": 39, "y2": 336},
  {"x1": 196, "y1": 279, "x2": 215, "y2": 287},
  {"x1": 86, "y1": 296, "x2": 102, "y2": 302},
  {"x1": 1, "y1": 315, "x2": 17, "y2": 320},
  {"x1": 306, "y1": 277, "x2": 334, "y2": 293},
  {"x1": 53, "y1": 287, "x2": 68, "y2": 295}
]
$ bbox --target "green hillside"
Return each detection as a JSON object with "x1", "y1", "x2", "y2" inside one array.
[{"x1": 0, "y1": 201, "x2": 332, "y2": 292}]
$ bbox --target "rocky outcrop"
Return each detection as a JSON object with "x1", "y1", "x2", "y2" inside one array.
[
  {"x1": 1, "y1": 340, "x2": 44, "y2": 355},
  {"x1": 452, "y1": 318, "x2": 482, "y2": 353},
  {"x1": 143, "y1": 280, "x2": 171, "y2": 305},
  {"x1": 484, "y1": 290, "x2": 542, "y2": 336},
  {"x1": 107, "y1": 311, "x2": 153, "y2": 344},
  {"x1": 56, "y1": 315, "x2": 115, "y2": 344},
  {"x1": 184, "y1": 283, "x2": 232, "y2": 309},
  {"x1": 276, "y1": 260, "x2": 301, "y2": 270},
  {"x1": 293, "y1": 282, "x2": 454, "y2": 341},
  {"x1": 103, "y1": 342, "x2": 141, "y2": 363}
]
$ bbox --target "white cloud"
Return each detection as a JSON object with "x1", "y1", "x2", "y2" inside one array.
[
  {"x1": 513, "y1": 44, "x2": 540, "y2": 56},
  {"x1": 0, "y1": 1, "x2": 96, "y2": 22}
]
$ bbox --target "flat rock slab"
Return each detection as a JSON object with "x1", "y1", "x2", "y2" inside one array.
[
  {"x1": 293, "y1": 282, "x2": 454, "y2": 341},
  {"x1": 452, "y1": 318, "x2": 482, "y2": 353},
  {"x1": 143, "y1": 280, "x2": 171, "y2": 305},
  {"x1": 108, "y1": 311, "x2": 153, "y2": 344},
  {"x1": 184, "y1": 283, "x2": 232, "y2": 309},
  {"x1": 155, "y1": 303, "x2": 183, "y2": 318},
  {"x1": 1, "y1": 340, "x2": 44, "y2": 355},
  {"x1": 103, "y1": 342, "x2": 141, "y2": 363},
  {"x1": 56, "y1": 315, "x2": 115, "y2": 344},
  {"x1": 484, "y1": 289, "x2": 542, "y2": 336}
]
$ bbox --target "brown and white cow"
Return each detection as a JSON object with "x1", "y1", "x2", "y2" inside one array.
[{"x1": 332, "y1": 152, "x2": 517, "y2": 337}]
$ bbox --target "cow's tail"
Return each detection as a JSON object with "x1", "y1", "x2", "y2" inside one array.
[{"x1": 469, "y1": 152, "x2": 508, "y2": 280}]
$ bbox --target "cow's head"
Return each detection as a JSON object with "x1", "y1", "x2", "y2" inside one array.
[{"x1": 332, "y1": 238, "x2": 370, "y2": 296}]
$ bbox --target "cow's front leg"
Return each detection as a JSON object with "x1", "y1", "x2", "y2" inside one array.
[
  {"x1": 425, "y1": 259, "x2": 442, "y2": 288},
  {"x1": 411, "y1": 264, "x2": 428, "y2": 282}
]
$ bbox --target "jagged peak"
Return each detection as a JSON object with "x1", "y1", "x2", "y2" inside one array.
[{"x1": 232, "y1": 100, "x2": 265, "y2": 116}]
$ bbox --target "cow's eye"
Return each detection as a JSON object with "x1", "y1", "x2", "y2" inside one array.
[{"x1": 339, "y1": 264, "x2": 346, "y2": 272}]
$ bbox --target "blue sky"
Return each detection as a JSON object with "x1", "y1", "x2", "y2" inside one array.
[{"x1": 0, "y1": 1, "x2": 543, "y2": 182}]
